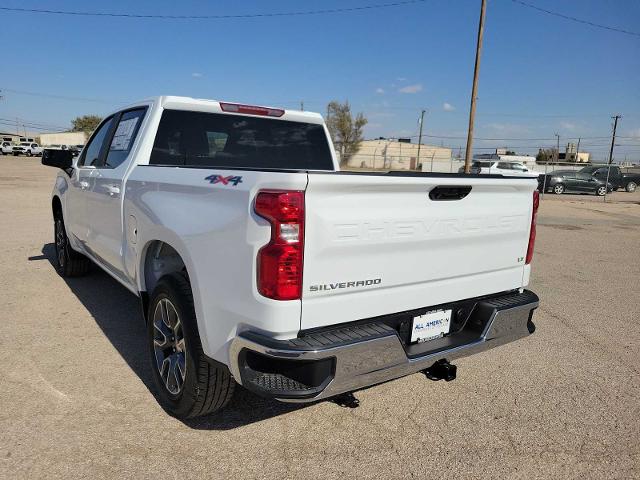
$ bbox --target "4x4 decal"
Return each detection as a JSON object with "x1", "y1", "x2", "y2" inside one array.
[{"x1": 205, "y1": 174, "x2": 243, "y2": 186}]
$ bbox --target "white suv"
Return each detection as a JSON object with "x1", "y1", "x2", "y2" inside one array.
[
  {"x1": 12, "y1": 142, "x2": 43, "y2": 156},
  {"x1": 1, "y1": 141, "x2": 14, "y2": 155},
  {"x1": 469, "y1": 160, "x2": 539, "y2": 177}
]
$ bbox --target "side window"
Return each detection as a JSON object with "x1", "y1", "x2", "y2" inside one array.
[
  {"x1": 497, "y1": 162, "x2": 512, "y2": 170},
  {"x1": 79, "y1": 117, "x2": 114, "y2": 167},
  {"x1": 104, "y1": 108, "x2": 147, "y2": 169}
]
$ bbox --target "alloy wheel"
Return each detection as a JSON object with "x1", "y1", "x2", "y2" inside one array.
[
  {"x1": 54, "y1": 219, "x2": 66, "y2": 270},
  {"x1": 152, "y1": 298, "x2": 187, "y2": 395},
  {"x1": 628, "y1": 182, "x2": 637, "y2": 193},
  {"x1": 554, "y1": 184, "x2": 564, "y2": 194},
  {"x1": 597, "y1": 186, "x2": 607, "y2": 196}
]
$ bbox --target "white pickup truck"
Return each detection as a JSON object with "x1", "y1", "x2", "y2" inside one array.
[{"x1": 43, "y1": 96, "x2": 540, "y2": 419}]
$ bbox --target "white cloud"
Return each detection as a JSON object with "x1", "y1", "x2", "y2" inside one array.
[
  {"x1": 375, "y1": 87, "x2": 385, "y2": 94},
  {"x1": 559, "y1": 121, "x2": 576, "y2": 131},
  {"x1": 443, "y1": 102, "x2": 455, "y2": 111},
  {"x1": 368, "y1": 112, "x2": 396, "y2": 119},
  {"x1": 398, "y1": 83, "x2": 423, "y2": 94},
  {"x1": 484, "y1": 123, "x2": 531, "y2": 135},
  {"x1": 191, "y1": 72, "x2": 203, "y2": 78}
]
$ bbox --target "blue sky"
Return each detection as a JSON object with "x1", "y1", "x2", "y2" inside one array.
[{"x1": 1, "y1": 0, "x2": 639, "y2": 160}]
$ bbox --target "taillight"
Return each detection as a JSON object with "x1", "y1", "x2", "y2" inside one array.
[
  {"x1": 254, "y1": 190, "x2": 305, "y2": 300},
  {"x1": 526, "y1": 190, "x2": 539, "y2": 265},
  {"x1": 220, "y1": 102, "x2": 285, "y2": 117}
]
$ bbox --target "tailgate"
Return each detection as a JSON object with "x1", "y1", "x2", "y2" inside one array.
[{"x1": 301, "y1": 172, "x2": 537, "y2": 330}]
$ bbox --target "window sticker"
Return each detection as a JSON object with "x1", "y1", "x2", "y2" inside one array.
[{"x1": 110, "y1": 117, "x2": 139, "y2": 151}]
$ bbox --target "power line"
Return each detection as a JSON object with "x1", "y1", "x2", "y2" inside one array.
[
  {"x1": 510, "y1": 0, "x2": 640, "y2": 38},
  {"x1": 0, "y1": 116, "x2": 69, "y2": 130},
  {"x1": 0, "y1": 121, "x2": 66, "y2": 133},
  {"x1": 0, "y1": 88, "x2": 128, "y2": 104},
  {"x1": 0, "y1": 1, "x2": 428, "y2": 20},
  {"x1": 379, "y1": 132, "x2": 619, "y2": 141}
]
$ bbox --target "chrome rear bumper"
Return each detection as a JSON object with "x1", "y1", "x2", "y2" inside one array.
[{"x1": 229, "y1": 290, "x2": 539, "y2": 403}]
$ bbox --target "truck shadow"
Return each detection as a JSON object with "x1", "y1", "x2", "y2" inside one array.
[{"x1": 35, "y1": 243, "x2": 307, "y2": 430}]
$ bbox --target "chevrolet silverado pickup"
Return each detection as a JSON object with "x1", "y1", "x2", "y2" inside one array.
[{"x1": 43, "y1": 96, "x2": 540, "y2": 419}]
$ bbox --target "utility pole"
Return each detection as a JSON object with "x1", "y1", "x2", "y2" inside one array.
[
  {"x1": 416, "y1": 109, "x2": 426, "y2": 170},
  {"x1": 608, "y1": 115, "x2": 621, "y2": 165},
  {"x1": 554, "y1": 133, "x2": 560, "y2": 164},
  {"x1": 575, "y1": 137, "x2": 581, "y2": 163},
  {"x1": 300, "y1": 100, "x2": 304, "y2": 111},
  {"x1": 464, "y1": 0, "x2": 487, "y2": 173}
]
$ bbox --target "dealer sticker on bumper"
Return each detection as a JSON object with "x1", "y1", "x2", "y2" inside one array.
[{"x1": 411, "y1": 309, "x2": 452, "y2": 343}]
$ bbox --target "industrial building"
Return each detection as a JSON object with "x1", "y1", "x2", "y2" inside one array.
[
  {"x1": 39, "y1": 132, "x2": 86, "y2": 146},
  {"x1": 344, "y1": 138, "x2": 452, "y2": 171}
]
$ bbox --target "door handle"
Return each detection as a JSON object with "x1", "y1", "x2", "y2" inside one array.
[
  {"x1": 106, "y1": 184, "x2": 121, "y2": 196},
  {"x1": 79, "y1": 181, "x2": 89, "y2": 190}
]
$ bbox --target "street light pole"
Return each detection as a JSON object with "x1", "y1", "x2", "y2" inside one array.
[{"x1": 464, "y1": 0, "x2": 487, "y2": 173}]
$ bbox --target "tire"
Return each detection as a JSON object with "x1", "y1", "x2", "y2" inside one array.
[
  {"x1": 147, "y1": 273, "x2": 235, "y2": 419},
  {"x1": 54, "y1": 216, "x2": 91, "y2": 277},
  {"x1": 626, "y1": 182, "x2": 637, "y2": 193},
  {"x1": 553, "y1": 184, "x2": 565, "y2": 195},
  {"x1": 596, "y1": 186, "x2": 607, "y2": 196},
  {"x1": 26, "y1": 150, "x2": 32, "y2": 157}
]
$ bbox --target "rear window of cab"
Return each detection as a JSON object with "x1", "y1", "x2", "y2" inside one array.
[{"x1": 150, "y1": 109, "x2": 334, "y2": 171}]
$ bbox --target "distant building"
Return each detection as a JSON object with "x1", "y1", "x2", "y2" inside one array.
[
  {"x1": 561, "y1": 142, "x2": 590, "y2": 163},
  {"x1": 345, "y1": 138, "x2": 451, "y2": 170},
  {"x1": 39, "y1": 131, "x2": 86, "y2": 146},
  {"x1": 1, "y1": 132, "x2": 37, "y2": 143}
]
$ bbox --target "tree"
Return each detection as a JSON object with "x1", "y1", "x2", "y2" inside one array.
[
  {"x1": 536, "y1": 148, "x2": 557, "y2": 164},
  {"x1": 325, "y1": 101, "x2": 367, "y2": 165},
  {"x1": 71, "y1": 115, "x2": 103, "y2": 135}
]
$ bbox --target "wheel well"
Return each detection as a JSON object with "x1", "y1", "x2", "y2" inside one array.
[
  {"x1": 142, "y1": 241, "x2": 188, "y2": 295},
  {"x1": 52, "y1": 196, "x2": 62, "y2": 219}
]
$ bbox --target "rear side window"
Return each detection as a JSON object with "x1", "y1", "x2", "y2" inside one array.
[
  {"x1": 472, "y1": 161, "x2": 491, "y2": 168},
  {"x1": 150, "y1": 109, "x2": 334, "y2": 171},
  {"x1": 105, "y1": 108, "x2": 146, "y2": 168}
]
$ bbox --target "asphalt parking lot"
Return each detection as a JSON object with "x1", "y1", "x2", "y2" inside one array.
[{"x1": 1, "y1": 156, "x2": 639, "y2": 479}]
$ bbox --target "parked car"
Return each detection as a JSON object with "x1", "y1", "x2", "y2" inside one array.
[
  {"x1": 45, "y1": 144, "x2": 71, "y2": 150},
  {"x1": 1, "y1": 141, "x2": 14, "y2": 155},
  {"x1": 42, "y1": 96, "x2": 540, "y2": 419},
  {"x1": 538, "y1": 170, "x2": 613, "y2": 196},
  {"x1": 12, "y1": 142, "x2": 43, "y2": 156},
  {"x1": 460, "y1": 160, "x2": 539, "y2": 177},
  {"x1": 70, "y1": 144, "x2": 84, "y2": 157},
  {"x1": 577, "y1": 165, "x2": 639, "y2": 193}
]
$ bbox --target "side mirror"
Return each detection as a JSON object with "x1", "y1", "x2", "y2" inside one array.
[{"x1": 42, "y1": 149, "x2": 73, "y2": 170}]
